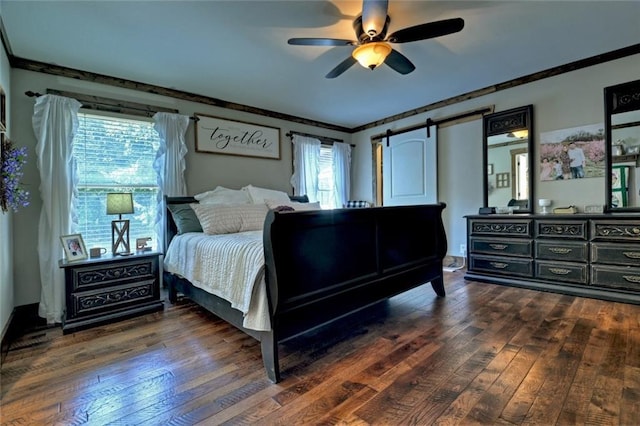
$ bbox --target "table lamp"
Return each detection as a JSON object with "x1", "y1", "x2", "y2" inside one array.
[{"x1": 106, "y1": 192, "x2": 134, "y2": 254}]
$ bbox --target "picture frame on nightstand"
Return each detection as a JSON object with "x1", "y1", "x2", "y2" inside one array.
[{"x1": 60, "y1": 234, "x2": 88, "y2": 262}]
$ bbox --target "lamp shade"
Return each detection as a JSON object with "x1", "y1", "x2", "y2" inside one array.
[
  {"x1": 352, "y1": 42, "x2": 392, "y2": 70},
  {"x1": 106, "y1": 193, "x2": 134, "y2": 215}
]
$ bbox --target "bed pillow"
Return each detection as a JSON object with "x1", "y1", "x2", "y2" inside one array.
[
  {"x1": 244, "y1": 185, "x2": 290, "y2": 204},
  {"x1": 190, "y1": 203, "x2": 269, "y2": 235},
  {"x1": 168, "y1": 204, "x2": 203, "y2": 234},
  {"x1": 194, "y1": 186, "x2": 251, "y2": 205},
  {"x1": 265, "y1": 199, "x2": 322, "y2": 211}
]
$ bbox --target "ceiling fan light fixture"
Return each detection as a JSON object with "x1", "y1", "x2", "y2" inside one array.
[{"x1": 352, "y1": 42, "x2": 392, "y2": 70}]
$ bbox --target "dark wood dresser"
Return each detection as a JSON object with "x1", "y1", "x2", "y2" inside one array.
[
  {"x1": 59, "y1": 251, "x2": 163, "y2": 333},
  {"x1": 465, "y1": 214, "x2": 640, "y2": 304}
]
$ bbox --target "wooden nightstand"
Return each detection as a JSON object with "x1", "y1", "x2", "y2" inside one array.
[{"x1": 59, "y1": 251, "x2": 163, "y2": 334}]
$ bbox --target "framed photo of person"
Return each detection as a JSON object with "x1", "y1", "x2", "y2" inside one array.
[{"x1": 60, "y1": 234, "x2": 88, "y2": 262}]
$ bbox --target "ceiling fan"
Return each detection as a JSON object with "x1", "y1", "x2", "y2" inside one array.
[{"x1": 287, "y1": 0, "x2": 464, "y2": 78}]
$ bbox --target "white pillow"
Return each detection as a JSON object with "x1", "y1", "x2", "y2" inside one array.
[
  {"x1": 244, "y1": 185, "x2": 290, "y2": 204},
  {"x1": 190, "y1": 203, "x2": 268, "y2": 235},
  {"x1": 194, "y1": 186, "x2": 251, "y2": 205},
  {"x1": 265, "y1": 199, "x2": 322, "y2": 211}
]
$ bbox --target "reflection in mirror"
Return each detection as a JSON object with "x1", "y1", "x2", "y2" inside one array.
[
  {"x1": 483, "y1": 105, "x2": 534, "y2": 213},
  {"x1": 605, "y1": 79, "x2": 640, "y2": 212}
]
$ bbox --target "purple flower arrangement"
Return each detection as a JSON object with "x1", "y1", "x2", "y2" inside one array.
[{"x1": 1, "y1": 138, "x2": 30, "y2": 213}]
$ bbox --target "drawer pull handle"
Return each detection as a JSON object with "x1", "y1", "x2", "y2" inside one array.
[
  {"x1": 549, "y1": 267, "x2": 571, "y2": 275},
  {"x1": 489, "y1": 262, "x2": 508, "y2": 269},
  {"x1": 549, "y1": 248, "x2": 572, "y2": 254},
  {"x1": 623, "y1": 275, "x2": 640, "y2": 284},
  {"x1": 623, "y1": 252, "x2": 640, "y2": 260},
  {"x1": 489, "y1": 244, "x2": 508, "y2": 250}
]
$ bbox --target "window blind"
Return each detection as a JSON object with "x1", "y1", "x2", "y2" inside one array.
[{"x1": 73, "y1": 113, "x2": 160, "y2": 248}]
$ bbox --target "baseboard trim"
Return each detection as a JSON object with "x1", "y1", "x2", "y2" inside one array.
[{"x1": 1, "y1": 303, "x2": 45, "y2": 365}]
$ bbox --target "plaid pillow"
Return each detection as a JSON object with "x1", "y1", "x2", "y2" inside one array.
[{"x1": 344, "y1": 200, "x2": 371, "y2": 208}]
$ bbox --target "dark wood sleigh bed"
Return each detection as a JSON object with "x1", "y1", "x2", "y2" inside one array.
[{"x1": 164, "y1": 196, "x2": 448, "y2": 382}]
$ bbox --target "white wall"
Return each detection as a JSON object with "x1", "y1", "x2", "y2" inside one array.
[
  {"x1": 350, "y1": 54, "x2": 640, "y2": 259},
  {"x1": 10, "y1": 69, "x2": 351, "y2": 307},
  {"x1": 0, "y1": 23, "x2": 14, "y2": 338}
]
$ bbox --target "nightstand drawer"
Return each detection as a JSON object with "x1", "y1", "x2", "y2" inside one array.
[
  {"x1": 535, "y1": 241, "x2": 588, "y2": 262},
  {"x1": 591, "y1": 265, "x2": 640, "y2": 292},
  {"x1": 591, "y1": 243, "x2": 640, "y2": 266},
  {"x1": 73, "y1": 257, "x2": 158, "y2": 290},
  {"x1": 70, "y1": 280, "x2": 157, "y2": 318},
  {"x1": 61, "y1": 252, "x2": 163, "y2": 334},
  {"x1": 469, "y1": 255, "x2": 533, "y2": 278},
  {"x1": 536, "y1": 261, "x2": 588, "y2": 284},
  {"x1": 470, "y1": 237, "x2": 532, "y2": 257}
]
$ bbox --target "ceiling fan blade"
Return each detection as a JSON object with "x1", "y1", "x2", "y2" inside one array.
[
  {"x1": 384, "y1": 49, "x2": 415, "y2": 75},
  {"x1": 288, "y1": 38, "x2": 354, "y2": 47},
  {"x1": 325, "y1": 56, "x2": 357, "y2": 79},
  {"x1": 387, "y1": 18, "x2": 465, "y2": 43},
  {"x1": 361, "y1": 0, "x2": 388, "y2": 37}
]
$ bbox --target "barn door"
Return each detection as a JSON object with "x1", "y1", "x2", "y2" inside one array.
[{"x1": 382, "y1": 126, "x2": 438, "y2": 206}]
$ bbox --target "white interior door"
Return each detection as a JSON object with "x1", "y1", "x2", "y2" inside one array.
[{"x1": 382, "y1": 126, "x2": 438, "y2": 206}]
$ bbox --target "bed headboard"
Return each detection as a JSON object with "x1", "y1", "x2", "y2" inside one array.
[{"x1": 164, "y1": 194, "x2": 309, "y2": 252}]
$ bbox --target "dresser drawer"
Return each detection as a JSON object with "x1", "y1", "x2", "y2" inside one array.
[
  {"x1": 536, "y1": 220, "x2": 587, "y2": 240},
  {"x1": 535, "y1": 241, "x2": 588, "y2": 262},
  {"x1": 70, "y1": 280, "x2": 157, "y2": 319},
  {"x1": 470, "y1": 237, "x2": 533, "y2": 258},
  {"x1": 73, "y1": 257, "x2": 158, "y2": 290},
  {"x1": 469, "y1": 255, "x2": 533, "y2": 278},
  {"x1": 591, "y1": 265, "x2": 640, "y2": 292},
  {"x1": 591, "y1": 220, "x2": 640, "y2": 242},
  {"x1": 591, "y1": 243, "x2": 640, "y2": 266},
  {"x1": 536, "y1": 261, "x2": 588, "y2": 284},
  {"x1": 469, "y1": 219, "x2": 532, "y2": 238}
]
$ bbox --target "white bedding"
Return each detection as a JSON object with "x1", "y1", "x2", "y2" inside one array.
[{"x1": 163, "y1": 231, "x2": 271, "y2": 331}]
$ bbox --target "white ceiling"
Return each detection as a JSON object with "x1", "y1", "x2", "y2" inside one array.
[{"x1": 2, "y1": 1, "x2": 639, "y2": 129}]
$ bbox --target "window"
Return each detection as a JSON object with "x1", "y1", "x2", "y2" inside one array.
[
  {"x1": 73, "y1": 113, "x2": 160, "y2": 249},
  {"x1": 317, "y1": 145, "x2": 335, "y2": 208}
]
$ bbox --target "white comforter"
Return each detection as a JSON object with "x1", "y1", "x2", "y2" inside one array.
[{"x1": 163, "y1": 231, "x2": 271, "y2": 331}]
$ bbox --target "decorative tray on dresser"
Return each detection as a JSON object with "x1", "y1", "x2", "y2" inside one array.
[
  {"x1": 59, "y1": 251, "x2": 163, "y2": 333},
  {"x1": 465, "y1": 214, "x2": 640, "y2": 304}
]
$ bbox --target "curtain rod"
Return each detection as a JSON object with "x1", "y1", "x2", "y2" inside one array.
[
  {"x1": 374, "y1": 106, "x2": 494, "y2": 141},
  {"x1": 286, "y1": 131, "x2": 356, "y2": 148},
  {"x1": 286, "y1": 130, "x2": 343, "y2": 144},
  {"x1": 26, "y1": 89, "x2": 179, "y2": 117}
]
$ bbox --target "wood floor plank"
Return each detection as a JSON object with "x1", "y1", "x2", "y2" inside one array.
[{"x1": 2, "y1": 273, "x2": 640, "y2": 426}]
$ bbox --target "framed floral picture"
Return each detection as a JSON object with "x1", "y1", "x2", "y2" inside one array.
[{"x1": 60, "y1": 234, "x2": 88, "y2": 262}]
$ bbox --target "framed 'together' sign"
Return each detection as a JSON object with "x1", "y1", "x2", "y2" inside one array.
[{"x1": 194, "y1": 113, "x2": 280, "y2": 160}]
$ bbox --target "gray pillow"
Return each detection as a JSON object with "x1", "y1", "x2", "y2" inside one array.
[{"x1": 168, "y1": 204, "x2": 203, "y2": 234}]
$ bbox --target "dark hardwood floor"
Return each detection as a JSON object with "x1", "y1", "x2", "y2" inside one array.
[{"x1": 2, "y1": 271, "x2": 639, "y2": 425}]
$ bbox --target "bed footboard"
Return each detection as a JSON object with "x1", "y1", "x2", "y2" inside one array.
[{"x1": 262, "y1": 203, "x2": 447, "y2": 381}]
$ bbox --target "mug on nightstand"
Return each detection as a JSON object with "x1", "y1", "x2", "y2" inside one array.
[{"x1": 90, "y1": 247, "x2": 107, "y2": 258}]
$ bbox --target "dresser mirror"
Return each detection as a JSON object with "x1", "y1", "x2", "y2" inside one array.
[
  {"x1": 483, "y1": 105, "x2": 534, "y2": 213},
  {"x1": 604, "y1": 79, "x2": 640, "y2": 212}
]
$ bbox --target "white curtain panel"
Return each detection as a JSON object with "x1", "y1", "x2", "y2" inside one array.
[
  {"x1": 290, "y1": 135, "x2": 321, "y2": 202},
  {"x1": 32, "y1": 94, "x2": 82, "y2": 324},
  {"x1": 332, "y1": 142, "x2": 352, "y2": 208},
  {"x1": 152, "y1": 112, "x2": 190, "y2": 249}
]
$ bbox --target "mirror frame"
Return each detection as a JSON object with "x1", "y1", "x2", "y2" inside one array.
[
  {"x1": 604, "y1": 79, "x2": 640, "y2": 213},
  {"x1": 482, "y1": 105, "x2": 534, "y2": 213}
]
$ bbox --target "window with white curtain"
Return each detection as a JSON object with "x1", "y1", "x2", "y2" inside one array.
[
  {"x1": 72, "y1": 112, "x2": 160, "y2": 248},
  {"x1": 317, "y1": 145, "x2": 336, "y2": 208}
]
